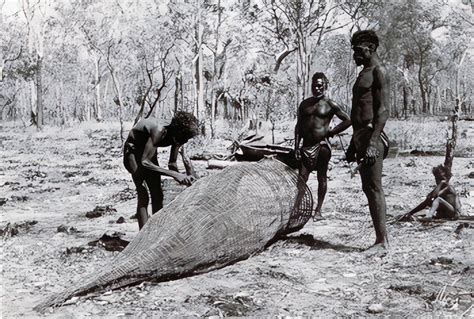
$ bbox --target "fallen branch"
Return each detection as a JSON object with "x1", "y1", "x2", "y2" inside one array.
[{"x1": 207, "y1": 160, "x2": 240, "y2": 170}]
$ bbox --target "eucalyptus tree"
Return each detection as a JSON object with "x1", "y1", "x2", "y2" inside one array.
[
  {"x1": 380, "y1": 0, "x2": 452, "y2": 115},
  {"x1": 256, "y1": 0, "x2": 348, "y2": 111},
  {"x1": 0, "y1": 9, "x2": 26, "y2": 121},
  {"x1": 200, "y1": 0, "x2": 234, "y2": 136},
  {"x1": 20, "y1": 0, "x2": 55, "y2": 128},
  {"x1": 121, "y1": 0, "x2": 178, "y2": 124},
  {"x1": 167, "y1": 0, "x2": 208, "y2": 123}
]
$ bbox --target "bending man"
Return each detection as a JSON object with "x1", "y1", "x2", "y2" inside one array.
[{"x1": 123, "y1": 111, "x2": 199, "y2": 229}]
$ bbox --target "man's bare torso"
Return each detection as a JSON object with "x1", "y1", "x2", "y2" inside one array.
[
  {"x1": 299, "y1": 97, "x2": 334, "y2": 146},
  {"x1": 351, "y1": 66, "x2": 377, "y2": 130},
  {"x1": 126, "y1": 118, "x2": 169, "y2": 149}
]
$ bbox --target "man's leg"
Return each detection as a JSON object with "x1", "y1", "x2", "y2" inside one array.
[
  {"x1": 132, "y1": 174, "x2": 149, "y2": 230},
  {"x1": 294, "y1": 162, "x2": 311, "y2": 216},
  {"x1": 313, "y1": 146, "x2": 330, "y2": 219},
  {"x1": 125, "y1": 153, "x2": 149, "y2": 230},
  {"x1": 299, "y1": 164, "x2": 310, "y2": 183},
  {"x1": 359, "y1": 145, "x2": 388, "y2": 247},
  {"x1": 146, "y1": 172, "x2": 164, "y2": 215}
]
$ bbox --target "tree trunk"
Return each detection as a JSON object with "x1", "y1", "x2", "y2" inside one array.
[
  {"x1": 402, "y1": 85, "x2": 408, "y2": 118},
  {"x1": 197, "y1": 49, "x2": 204, "y2": 123},
  {"x1": 194, "y1": 10, "x2": 205, "y2": 127},
  {"x1": 134, "y1": 101, "x2": 145, "y2": 126},
  {"x1": 295, "y1": 56, "x2": 302, "y2": 116},
  {"x1": 29, "y1": 75, "x2": 37, "y2": 126},
  {"x1": 93, "y1": 56, "x2": 102, "y2": 121},
  {"x1": 59, "y1": 81, "x2": 66, "y2": 126},
  {"x1": 223, "y1": 97, "x2": 228, "y2": 119},
  {"x1": 174, "y1": 72, "x2": 182, "y2": 113},
  {"x1": 0, "y1": 59, "x2": 4, "y2": 82},
  {"x1": 445, "y1": 49, "x2": 468, "y2": 173},
  {"x1": 418, "y1": 57, "x2": 427, "y2": 113},
  {"x1": 345, "y1": 49, "x2": 351, "y2": 107},
  {"x1": 23, "y1": 0, "x2": 39, "y2": 127},
  {"x1": 210, "y1": 89, "x2": 216, "y2": 138},
  {"x1": 427, "y1": 86, "x2": 432, "y2": 115},
  {"x1": 444, "y1": 98, "x2": 458, "y2": 174},
  {"x1": 35, "y1": 39, "x2": 44, "y2": 128},
  {"x1": 103, "y1": 77, "x2": 110, "y2": 113},
  {"x1": 296, "y1": 28, "x2": 310, "y2": 100},
  {"x1": 110, "y1": 70, "x2": 125, "y2": 142},
  {"x1": 234, "y1": 104, "x2": 238, "y2": 121},
  {"x1": 85, "y1": 102, "x2": 91, "y2": 122},
  {"x1": 435, "y1": 85, "x2": 441, "y2": 115},
  {"x1": 391, "y1": 86, "x2": 397, "y2": 117}
]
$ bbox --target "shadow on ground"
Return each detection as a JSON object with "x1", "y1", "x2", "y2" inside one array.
[{"x1": 281, "y1": 234, "x2": 364, "y2": 253}]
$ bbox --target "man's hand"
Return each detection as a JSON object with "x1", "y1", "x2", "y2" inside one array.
[
  {"x1": 174, "y1": 173, "x2": 195, "y2": 186},
  {"x1": 295, "y1": 149, "x2": 301, "y2": 161},
  {"x1": 365, "y1": 143, "x2": 380, "y2": 166},
  {"x1": 346, "y1": 151, "x2": 356, "y2": 163},
  {"x1": 345, "y1": 146, "x2": 356, "y2": 163},
  {"x1": 344, "y1": 137, "x2": 356, "y2": 163},
  {"x1": 168, "y1": 162, "x2": 179, "y2": 172}
]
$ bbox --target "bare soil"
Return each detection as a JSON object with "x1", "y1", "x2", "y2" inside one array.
[{"x1": 1, "y1": 121, "x2": 473, "y2": 318}]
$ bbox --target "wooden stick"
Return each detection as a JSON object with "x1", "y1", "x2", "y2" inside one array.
[{"x1": 207, "y1": 160, "x2": 240, "y2": 169}]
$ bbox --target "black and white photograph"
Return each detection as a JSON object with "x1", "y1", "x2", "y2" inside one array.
[{"x1": 1, "y1": 0, "x2": 473, "y2": 317}]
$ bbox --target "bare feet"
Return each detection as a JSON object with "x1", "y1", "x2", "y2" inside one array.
[
  {"x1": 312, "y1": 211, "x2": 324, "y2": 221},
  {"x1": 418, "y1": 216, "x2": 433, "y2": 223},
  {"x1": 363, "y1": 243, "x2": 388, "y2": 258}
]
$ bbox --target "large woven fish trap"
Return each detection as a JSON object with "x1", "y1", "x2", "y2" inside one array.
[
  {"x1": 35, "y1": 157, "x2": 313, "y2": 311},
  {"x1": 119, "y1": 157, "x2": 314, "y2": 271}
]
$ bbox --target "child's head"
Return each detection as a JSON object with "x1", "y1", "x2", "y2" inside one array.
[{"x1": 432, "y1": 165, "x2": 452, "y2": 183}]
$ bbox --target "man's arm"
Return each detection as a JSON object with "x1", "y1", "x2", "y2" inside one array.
[
  {"x1": 168, "y1": 144, "x2": 180, "y2": 172},
  {"x1": 327, "y1": 99, "x2": 351, "y2": 137},
  {"x1": 365, "y1": 66, "x2": 389, "y2": 165},
  {"x1": 169, "y1": 144, "x2": 197, "y2": 179},
  {"x1": 179, "y1": 146, "x2": 198, "y2": 179},
  {"x1": 371, "y1": 66, "x2": 390, "y2": 144}
]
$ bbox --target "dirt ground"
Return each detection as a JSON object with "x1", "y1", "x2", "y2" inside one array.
[{"x1": 1, "y1": 120, "x2": 473, "y2": 318}]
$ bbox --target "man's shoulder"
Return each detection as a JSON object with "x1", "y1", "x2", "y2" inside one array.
[
  {"x1": 300, "y1": 96, "x2": 317, "y2": 104},
  {"x1": 373, "y1": 64, "x2": 389, "y2": 78},
  {"x1": 300, "y1": 96, "x2": 323, "y2": 108},
  {"x1": 325, "y1": 98, "x2": 338, "y2": 107},
  {"x1": 135, "y1": 118, "x2": 163, "y2": 133},
  {"x1": 325, "y1": 98, "x2": 347, "y2": 114}
]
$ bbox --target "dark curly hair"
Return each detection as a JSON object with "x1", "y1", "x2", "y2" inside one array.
[
  {"x1": 312, "y1": 72, "x2": 329, "y2": 91},
  {"x1": 167, "y1": 111, "x2": 199, "y2": 140},
  {"x1": 312, "y1": 72, "x2": 329, "y2": 85},
  {"x1": 351, "y1": 30, "x2": 379, "y2": 49},
  {"x1": 432, "y1": 164, "x2": 452, "y2": 181}
]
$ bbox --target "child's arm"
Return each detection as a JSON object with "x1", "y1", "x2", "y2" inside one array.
[{"x1": 426, "y1": 180, "x2": 449, "y2": 200}]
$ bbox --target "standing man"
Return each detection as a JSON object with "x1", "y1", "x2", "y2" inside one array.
[
  {"x1": 294, "y1": 72, "x2": 351, "y2": 220},
  {"x1": 347, "y1": 30, "x2": 390, "y2": 252},
  {"x1": 123, "y1": 111, "x2": 199, "y2": 229}
]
